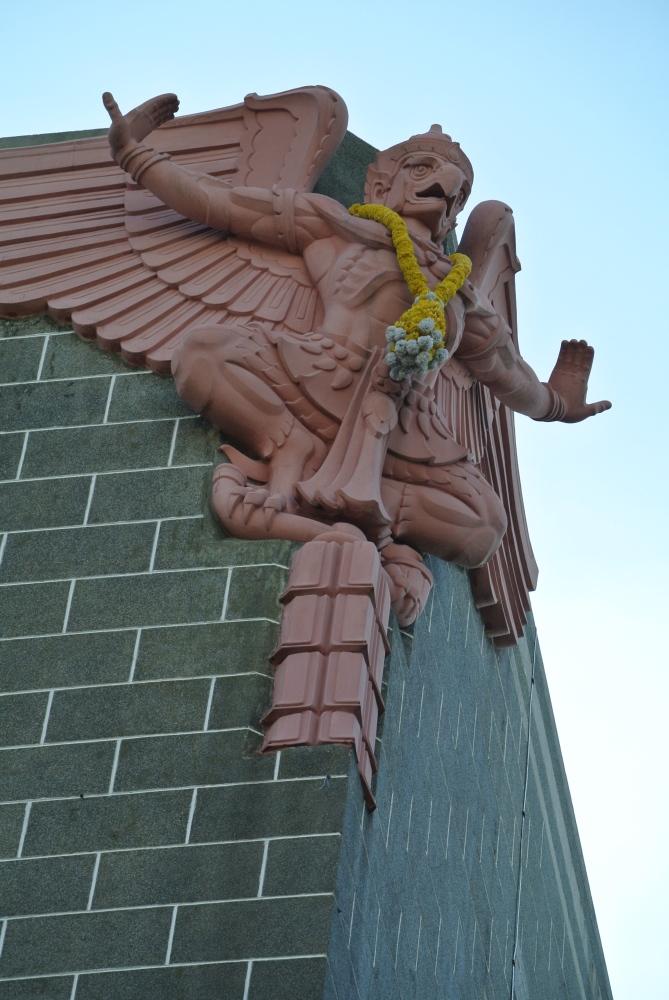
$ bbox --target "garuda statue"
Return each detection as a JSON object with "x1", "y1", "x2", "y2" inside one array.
[
  {"x1": 0, "y1": 87, "x2": 610, "y2": 799},
  {"x1": 0, "y1": 85, "x2": 609, "y2": 640}
]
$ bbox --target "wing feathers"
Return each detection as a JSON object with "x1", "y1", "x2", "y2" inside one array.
[
  {"x1": 71, "y1": 277, "x2": 163, "y2": 333},
  {"x1": 48, "y1": 262, "x2": 150, "y2": 316},
  {"x1": 0, "y1": 86, "x2": 343, "y2": 363}
]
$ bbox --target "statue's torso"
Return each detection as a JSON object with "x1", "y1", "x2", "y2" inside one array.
[{"x1": 303, "y1": 235, "x2": 467, "y2": 355}]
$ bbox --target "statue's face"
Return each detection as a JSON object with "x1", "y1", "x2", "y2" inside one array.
[{"x1": 374, "y1": 152, "x2": 469, "y2": 243}]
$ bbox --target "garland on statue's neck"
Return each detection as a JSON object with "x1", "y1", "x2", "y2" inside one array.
[{"x1": 349, "y1": 203, "x2": 472, "y2": 381}]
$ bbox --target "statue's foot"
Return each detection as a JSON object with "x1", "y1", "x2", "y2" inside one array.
[
  {"x1": 380, "y1": 543, "x2": 434, "y2": 626},
  {"x1": 212, "y1": 464, "x2": 327, "y2": 543}
]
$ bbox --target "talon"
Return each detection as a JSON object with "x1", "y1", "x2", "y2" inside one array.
[
  {"x1": 226, "y1": 489, "x2": 245, "y2": 517},
  {"x1": 265, "y1": 495, "x2": 287, "y2": 512},
  {"x1": 242, "y1": 488, "x2": 269, "y2": 523}
]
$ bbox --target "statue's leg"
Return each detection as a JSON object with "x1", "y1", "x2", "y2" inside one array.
[
  {"x1": 296, "y1": 350, "x2": 405, "y2": 528},
  {"x1": 172, "y1": 324, "x2": 327, "y2": 506},
  {"x1": 380, "y1": 458, "x2": 508, "y2": 570}
]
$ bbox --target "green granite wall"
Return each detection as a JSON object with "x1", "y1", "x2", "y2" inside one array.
[
  {"x1": 0, "y1": 312, "x2": 352, "y2": 998},
  {"x1": 325, "y1": 561, "x2": 612, "y2": 1000}
]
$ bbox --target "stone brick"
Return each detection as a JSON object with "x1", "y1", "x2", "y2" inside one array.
[
  {"x1": 0, "y1": 853, "x2": 96, "y2": 918},
  {"x1": 0, "y1": 742, "x2": 115, "y2": 802},
  {"x1": 76, "y1": 963, "x2": 248, "y2": 1000},
  {"x1": 0, "y1": 580, "x2": 70, "y2": 638},
  {"x1": 20, "y1": 421, "x2": 175, "y2": 479},
  {"x1": 0, "y1": 314, "x2": 68, "y2": 338},
  {"x1": 170, "y1": 415, "x2": 222, "y2": 465},
  {"x1": 0, "y1": 522, "x2": 156, "y2": 584},
  {"x1": 0, "y1": 476, "x2": 90, "y2": 532},
  {"x1": 190, "y1": 777, "x2": 348, "y2": 842},
  {"x1": 40, "y1": 333, "x2": 139, "y2": 380},
  {"x1": 47, "y1": 679, "x2": 211, "y2": 742},
  {"x1": 0, "y1": 336, "x2": 44, "y2": 384},
  {"x1": 134, "y1": 620, "x2": 279, "y2": 681},
  {"x1": 113, "y1": 729, "x2": 275, "y2": 793},
  {"x1": 87, "y1": 466, "x2": 209, "y2": 524},
  {"x1": 23, "y1": 790, "x2": 192, "y2": 857},
  {"x1": 0, "y1": 631, "x2": 135, "y2": 693},
  {"x1": 277, "y1": 745, "x2": 352, "y2": 780},
  {"x1": 0, "y1": 979, "x2": 74, "y2": 998},
  {"x1": 107, "y1": 373, "x2": 194, "y2": 422},
  {"x1": 206, "y1": 673, "x2": 272, "y2": 730},
  {"x1": 0, "y1": 378, "x2": 110, "y2": 432},
  {"x1": 93, "y1": 841, "x2": 264, "y2": 909},
  {"x1": 263, "y1": 835, "x2": 341, "y2": 897},
  {"x1": 248, "y1": 957, "x2": 328, "y2": 1000},
  {"x1": 225, "y1": 564, "x2": 288, "y2": 621},
  {"x1": 153, "y1": 517, "x2": 295, "y2": 572},
  {"x1": 0, "y1": 691, "x2": 49, "y2": 747},
  {"x1": 0, "y1": 432, "x2": 24, "y2": 479},
  {"x1": 0, "y1": 907, "x2": 173, "y2": 977},
  {"x1": 0, "y1": 803, "x2": 25, "y2": 857},
  {"x1": 67, "y1": 569, "x2": 228, "y2": 632},
  {"x1": 170, "y1": 894, "x2": 334, "y2": 963}
]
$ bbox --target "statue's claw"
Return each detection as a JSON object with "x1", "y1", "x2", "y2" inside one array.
[
  {"x1": 243, "y1": 489, "x2": 270, "y2": 524},
  {"x1": 380, "y1": 543, "x2": 434, "y2": 626},
  {"x1": 263, "y1": 493, "x2": 287, "y2": 529},
  {"x1": 212, "y1": 464, "x2": 326, "y2": 544}
]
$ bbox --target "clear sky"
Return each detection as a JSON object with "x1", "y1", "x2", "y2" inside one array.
[{"x1": 3, "y1": 1, "x2": 668, "y2": 995}]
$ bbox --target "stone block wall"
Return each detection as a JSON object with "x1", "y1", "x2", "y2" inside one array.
[{"x1": 0, "y1": 313, "x2": 353, "y2": 998}]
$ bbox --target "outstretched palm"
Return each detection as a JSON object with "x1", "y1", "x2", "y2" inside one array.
[
  {"x1": 548, "y1": 339, "x2": 611, "y2": 423},
  {"x1": 102, "y1": 91, "x2": 179, "y2": 158}
]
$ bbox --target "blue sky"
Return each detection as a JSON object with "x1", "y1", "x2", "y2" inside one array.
[{"x1": 3, "y1": 1, "x2": 668, "y2": 995}]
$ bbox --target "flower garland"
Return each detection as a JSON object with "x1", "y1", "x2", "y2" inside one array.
[{"x1": 349, "y1": 203, "x2": 472, "y2": 381}]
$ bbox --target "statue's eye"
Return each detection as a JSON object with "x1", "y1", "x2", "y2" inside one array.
[{"x1": 412, "y1": 164, "x2": 431, "y2": 177}]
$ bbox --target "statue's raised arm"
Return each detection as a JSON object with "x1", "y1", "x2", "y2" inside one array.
[{"x1": 103, "y1": 91, "x2": 336, "y2": 249}]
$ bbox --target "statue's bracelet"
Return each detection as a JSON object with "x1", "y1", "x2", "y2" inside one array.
[
  {"x1": 117, "y1": 141, "x2": 171, "y2": 183},
  {"x1": 533, "y1": 384, "x2": 567, "y2": 422}
]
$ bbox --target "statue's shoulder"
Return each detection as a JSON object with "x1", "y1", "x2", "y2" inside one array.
[{"x1": 305, "y1": 194, "x2": 395, "y2": 249}]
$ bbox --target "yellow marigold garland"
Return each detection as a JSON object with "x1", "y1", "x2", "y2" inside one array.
[{"x1": 349, "y1": 202, "x2": 472, "y2": 381}]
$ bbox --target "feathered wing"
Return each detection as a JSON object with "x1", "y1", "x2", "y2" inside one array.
[
  {"x1": 0, "y1": 86, "x2": 347, "y2": 371},
  {"x1": 440, "y1": 200, "x2": 538, "y2": 647}
]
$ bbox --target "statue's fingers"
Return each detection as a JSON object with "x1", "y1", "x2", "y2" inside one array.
[
  {"x1": 102, "y1": 92, "x2": 123, "y2": 123},
  {"x1": 587, "y1": 399, "x2": 612, "y2": 416},
  {"x1": 147, "y1": 93, "x2": 179, "y2": 126},
  {"x1": 574, "y1": 340, "x2": 595, "y2": 373},
  {"x1": 559, "y1": 339, "x2": 578, "y2": 366}
]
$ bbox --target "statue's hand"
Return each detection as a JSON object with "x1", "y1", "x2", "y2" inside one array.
[
  {"x1": 102, "y1": 91, "x2": 179, "y2": 160},
  {"x1": 547, "y1": 339, "x2": 611, "y2": 423}
]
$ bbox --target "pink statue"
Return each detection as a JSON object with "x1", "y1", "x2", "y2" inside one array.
[
  {"x1": 0, "y1": 86, "x2": 610, "y2": 802},
  {"x1": 107, "y1": 91, "x2": 609, "y2": 623},
  {"x1": 0, "y1": 86, "x2": 610, "y2": 638}
]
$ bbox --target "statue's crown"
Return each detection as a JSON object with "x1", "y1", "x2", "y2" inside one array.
[{"x1": 375, "y1": 124, "x2": 474, "y2": 188}]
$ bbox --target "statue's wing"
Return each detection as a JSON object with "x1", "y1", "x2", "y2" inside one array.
[
  {"x1": 441, "y1": 200, "x2": 538, "y2": 646},
  {"x1": 0, "y1": 86, "x2": 347, "y2": 371}
]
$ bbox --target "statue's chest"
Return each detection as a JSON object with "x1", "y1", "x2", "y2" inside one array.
[{"x1": 326, "y1": 244, "x2": 451, "y2": 309}]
